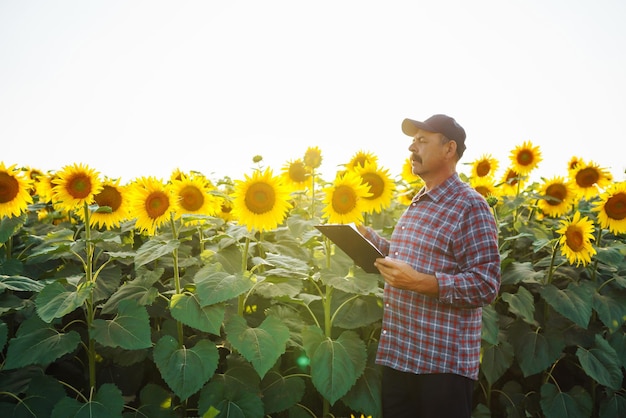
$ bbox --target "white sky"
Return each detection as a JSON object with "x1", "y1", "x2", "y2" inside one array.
[{"x1": 2, "y1": 0, "x2": 625, "y2": 184}]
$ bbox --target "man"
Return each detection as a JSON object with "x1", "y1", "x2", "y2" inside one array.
[{"x1": 360, "y1": 114, "x2": 501, "y2": 417}]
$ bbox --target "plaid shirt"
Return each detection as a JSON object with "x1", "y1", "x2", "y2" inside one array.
[{"x1": 365, "y1": 173, "x2": 500, "y2": 380}]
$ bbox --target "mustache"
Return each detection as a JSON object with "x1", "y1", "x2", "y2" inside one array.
[{"x1": 411, "y1": 154, "x2": 422, "y2": 164}]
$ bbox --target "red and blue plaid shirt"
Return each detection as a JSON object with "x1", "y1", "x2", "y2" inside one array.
[{"x1": 364, "y1": 173, "x2": 501, "y2": 380}]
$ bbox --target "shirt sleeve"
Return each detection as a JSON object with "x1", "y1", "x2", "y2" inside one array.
[{"x1": 436, "y1": 199, "x2": 501, "y2": 308}]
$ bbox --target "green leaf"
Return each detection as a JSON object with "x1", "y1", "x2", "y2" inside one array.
[
  {"x1": 540, "y1": 281, "x2": 593, "y2": 328},
  {"x1": 170, "y1": 293, "x2": 224, "y2": 335},
  {"x1": 507, "y1": 321, "x2": 563, "y2": 377},
  {"x1": 0, "y1": 321, "x2": 6, "y2": 350},
  {"x1": 501, "y1": 262, "x2": 544, "y2": 286},
  {"x1": 100, "y1": 268, "x2": 162, "y2": 314},
  {"x1": 332, "y1": 294, "x2": 383, "y2": 329},
  {"x1": 0, "y1": 214, "x2": 25, "y2": 244},
  {"x1": 576, "y1": 334, "x2": 623, "y2": 390},
  {"x1": 35, "y1": 281, "x2": 94, "y2": 323},
  {"x1": 0, "y1": 374, "x2": 66, "y2": 418},
  {"x1": 481, "y1": 304, "x2": 499, "y2": 345},
  {"x1": 481, "y1": 340, "x2": 514, "y2": 385},
  {"x1": 91, "y1": 299, "x2": 152, "y2": 350},
  {"x1": 4, "y1": 316, "x2": 81, "y2": 370},
  {"x1": 134, "y1": 238, "x2": 180, "y2": 267},
  {"x1": 254, "y1": 275, "x2": 303, "y2": 299},
  {"x1": 342, "y1": 345, "x2": 382, "y2": 418},
  {"x1": 599, "y1": 391, "x2": 626, "y2": 418},
  {"x1": 225, "y1": 315, "x2": 290, "y2": 378},
  {"x1": 540, "y1": 383, "x2": 592, "y2": 418},
  {"x1": 502, "y1": 286, "x2": 536, "y2": 325},
  {"x1": 124, "y1": 383, "x2": 177, "y2": 418},
  {"x1": 324, "y1": 271, "x2": 381, "y2": 295},
  {"x1": 302, "y1": 326, "x2": 367, "y2": 405},
  {"x1": 607, "y1": 331, "x2": 626, "y2": 369},
  {"x1": 51, "y1": 383, "x2": 124, "y2": 418},
  {"x1": 195, "y1": 269, "x2": 254, "y2": 306},
  {"x1": 261, "y1": 370, "x2": 305, "y2": 414},
  {"x1": 0, "y1": 274, "x2": 45, "y2": 292},
  {"x1": 198, "y1": 379, "x2": 263, "y2": 418},
  {"x1": 593, "y1": 290, "x2": 626, "y2": 333},
  {"x1": 153, "y1": 335, "x2": 219, "y2": 401}
]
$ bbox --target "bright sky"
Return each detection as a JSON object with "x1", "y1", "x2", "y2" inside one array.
[{"x1": 2, "y1": 0, "x2": 625, "y2": 184}]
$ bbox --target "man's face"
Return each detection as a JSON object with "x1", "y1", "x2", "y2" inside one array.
[{"x1": 407, "y1": 129, "x2": 452, "y2": 177}]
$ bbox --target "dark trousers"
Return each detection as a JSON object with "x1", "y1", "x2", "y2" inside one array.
[{"x1": 382, "y1": 366, "x2": 474, "y2": 418}]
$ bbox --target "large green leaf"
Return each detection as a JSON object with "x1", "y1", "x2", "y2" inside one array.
[
  {"x1": 4, "y1": 316, "x2": 81, "y2": 370},
  {"x1": 51, "y1": 383, "x2": 124, "y2": 418},
  {"x1": 576, "y1": 334, "x2": 623, "y2": 390},
  {"x1": 342, "y1": 345, "x2": 382, "y2": 418},
  {"x1": 0, "y1": 321, "x2": 6, "y2": 350},
  {"x1": 170, "y1": 293, "x2": 224, "y2": 335},
  {"x1": 332, "y1": 294, "x2": 383, "y2": 329},
  {"x1": 35, "y1": 281, "x2": 94, "y2": 323},
  {"x1": 260, "y1": 370, "x2": 305, "y2": 415},
  {"x1": 502, "y1": 286, "x2": 536, "y2": 325},
  {"x1": 607, "y1": 331, "x2": 626, "y2": 369},
  {"x1": 0, "y1": 374, "x2": 66, "y2": 418},
  {"x1": 501, "y1": 262, "x2": 544, "y2": 286},
  {"x1": 593, "y1": 290, "x2": 626, "y2": 333},
  {"x1": 599, "y1": 391, "x2": 626, "y2": 418},
  {"x1": 0, "y1": 214, "x2": 25, "y2": 244},
  {"x1": 225, "y1": 315, "x2": 290, "y2": 378},
  {"x1": 540, "y1": 383, "x2": 592, "y2": 418},
  {"x1": 302, "y1": 326, "x2": 367, "y2": 405},
  {"x1": 153, "y1": 335, "x2": 219, "y2": 401},
  {"x1": 198, "y1": 379, "x2": 264, "y2": 418},
  {"x1": 134, "y1": 238, "x2": 180, "y2": 267},
  {"x1": 253, "y1": 275, "x2": 303, "y2": 299},
  {"x1": 481, "y1": 340, "x2": 514, "y2": 385},
  {"x1": 91, "y1": 299, "x2": 152, "y2": 350},
  {"x1": 507, "y1": 321, "x2": 563, "y2": 377},
  {"x1": 100, "y1": 268, "x2": 162, "y2": 314},
  {"x1": 194, "y1": 269, "x2": 254, "y2": 306},
  {"x1": 324, "y1": 271, "x2": 381, "y2": 295},
  {"x1": 540, "y1": 281, "x2": 593, "y2": 329},
  {"x1": 123, "y1": 383, "x2": 177, "y2": 418},
  {"x1": 0, "y1": 274, "x2": 45, "y2": 292},
  {"x1": 481, "y1": 304, "x2": 499, "y2": 345}
]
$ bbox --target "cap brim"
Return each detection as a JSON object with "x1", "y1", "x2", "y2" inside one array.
[{"x1": 402, "y1": 118, "x2": 432, "y2": 137}]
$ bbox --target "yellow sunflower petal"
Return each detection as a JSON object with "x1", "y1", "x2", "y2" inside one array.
[
  {"x1": 322, "y1": 171, "x2": 371, "y2": 224},
  {"x1": 128, "y1": 177, "x2": 172, "y2": 235},
  {"x1": 537, "y1": 176, "x2": 576, "y2": 218},
  {"x1": 470, "y1": 154, "x2": 499, "y2": 179},
  {"x1": 303, "y1": 146, "x2": 323, "y2": 169},
  {"x1": 569, "y1": 160, "x2": 612, "y2": 200},
  {"x1": 87, "y1": 178, "x2": 129, "y2": 230},
  {"x1": 353, "y1": 161, "x2": 395, "y2": 214},
  {"x1": 51, "y1": 163, "x2": 103, "y2": 212},
  {"x1": 556, "y1": 211, "x2": 596, "y2": 267},
  {"x1": 0, "y1": 162, "x2": 33, "y2": 218},
  {"x1": 171, "y1": 173, "x2": 220, "y2": 222},
  {"x1": 509, "y1": 140, "x2": 542, "y2": 176},
  {"x1": 593, "y1": 181, "x2": 626, "y2": 235}
]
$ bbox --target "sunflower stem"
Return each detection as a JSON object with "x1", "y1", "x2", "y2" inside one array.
[
  {"x1": 591, "y1": 226, "x2": 602, "y2": 282},
  {"x1": 169, "y1": 214, "x2": 185, "y2": 348},
  {"x1": 238, "y1": 237, "x2": 251, "y2": 317},
  {"x1": 82, "y1": 201, "x2": 97, "y2": 391}
]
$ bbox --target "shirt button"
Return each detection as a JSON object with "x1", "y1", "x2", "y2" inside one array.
[
  {"x1": 394, "y1": 251, "x2": 399, "y2": 256},
  {"x1": 382, "y1": 329, "x2": 387, "y2": 335}
]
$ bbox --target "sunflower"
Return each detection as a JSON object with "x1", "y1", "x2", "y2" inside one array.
[
  {"x1": 396, "y1": 183, "x2": 421, "y2": 206},
  {"x1": 470, "y1": 176, "x2": 499, "y2": 200},
  {"x1": 280, "y1": 158, "x2": 311, "y2": 192},
  {"x1": 0, "y1": 162, "x2": 33, "y2": 219},
  {"x1": 593, "y1": 181, "x2": 626, "y2": 235},
  {"x1": 567, "y1": 156, "x2": 584, "y2": 173},
  {"x1": 537, "y1": 176, "x2": 576, "y2": 218},
  {"x1": 556, "y1": 211, "x2": 596, "y2": 267},
  {"x1": 346, "y1": 150, "x2": 378, "y2": 170},
  {"x1": 400, "y1": 157, "x2": 421, "y2": 185},
  {"x1": 497, "y1": 167, "x2": 526, "y2": 196},
  {"x1": 52, "y1": 163, "x2": 103, "y2": 212},
  {"x1": 231, "y1": 168, "x2": 292, "y2": 232},
  {"x1": 470, "y1": 154, "x2": 499, "y2": 179},
  {"x1": 86, "y1": 178, "x2": 129, "y2": 230},
  {"x1": 353, "y1": 161, "x2": 395, "y2": 214},
  {"x1": 303, "y1": 146, "x2": 323, "y2": 170},
  {"x1": 170, "y1": 173, "x2": 219, "y2": 222},
  {"x1": 127, "y1": 177, "x2": 172, "y2": 235},
  {"x1": 509, "y1": 140, "x2": 542, "y2": 175},
  {"x1": 322, "y1": 171, "x2": 371, "y2": 224},
  {"x1": 34, "y1": 172, "x2": 56, "y2": 204},
  {"x1": 569, "y1": 160, "x2": 612, "y2": 200}
]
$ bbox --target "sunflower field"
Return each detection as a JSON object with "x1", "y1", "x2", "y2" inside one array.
[{"x1": 0, "y1": 142, "x2": 625, "y2": 418}]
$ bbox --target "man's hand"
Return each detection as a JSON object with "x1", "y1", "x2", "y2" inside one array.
[{"x1": 374, "y1": 257, "x2": 439, "y2": 297}]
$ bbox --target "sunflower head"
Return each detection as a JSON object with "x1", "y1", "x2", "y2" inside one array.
[
  {"x1": 0, "y1": 162, "x2": 34, "y2": 219},
  {"x1": 231, "y1": 168, "x2": 292, "y2": 232},
  {"x1": 556, "y1": 211, "x2": 596, "y2": 267},
  {"x1": 400, "y1": 157, "x2": 421, "y2": 185},
  {"x1": 593, "y1": 181, "x2": 626, "y2": 235},
  {"x1": 346, "y1": 150, "x2": 378, "y2": 171},
  {"x1": 570, "y1": 160, "x2": 612, "y2": 200},
  {"x1": 303, "y1": 146, "x2": 323, "y2": 170},
  {"x1": 470, "y1": 154, "x2": 499, "y2": 179},
  {"x1": 470, "y1": 176, "x2": 499, "y2": 200},
  {"x1": 353, "y1": 161, "x2": 395, "y2": 214},
  {"x1": 51, "y1": 163, "x2": 103, "y2": 212},
  {"x1": 537, "y1": 176, "x2": 576, "y2": 218},
  {"x1": 322, "y1": 171, "x2": 371, "y2": 224},
  {"x1": 86, "y1": 178, "x2": 129, "y2": 229},
  {"x1": 127, "y1": 177, "x2": 172, "y2": 235},
  {"x1": 497, "y1": 167, "x2": 526, "y2": 196},
  {"x1": 171, "y1": 173, "x2": 219, "y2": 222},
  {"x1": 281, "y1": 159, "x2": 311, "y2": 192},
  {"x1": 567, "y1": 156, "x2": 584, "y2": 173},
  {"x1": 509, "y1": 140, "x2": 542, "y2": 175}
]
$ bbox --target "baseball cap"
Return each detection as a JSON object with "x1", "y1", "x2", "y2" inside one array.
[{"x1": 402, "y1": 114, "x2": 466, "y2": 157}]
